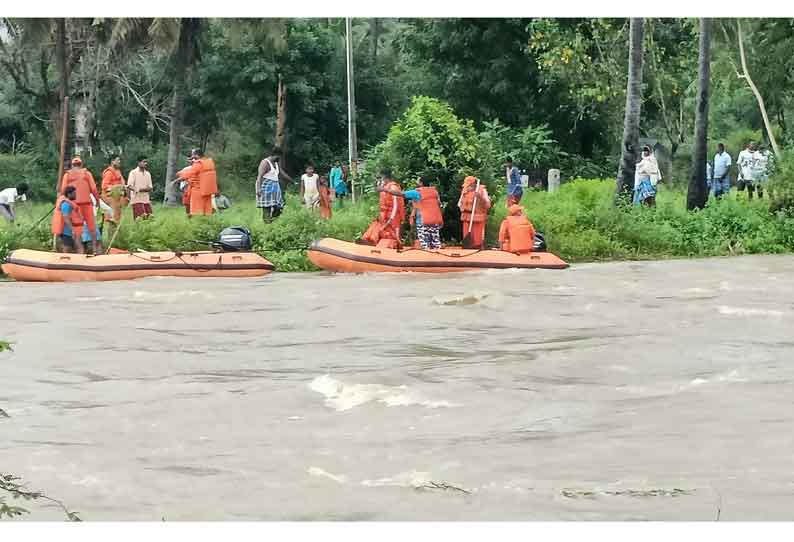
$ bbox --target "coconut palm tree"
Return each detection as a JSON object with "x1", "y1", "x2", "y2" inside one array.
[
  {"x1": 687, "y1": 18, "x2": 712, "y2": 211},
  {"x1": 616, "y1": 18, "x2": 645, "y2": 203}
]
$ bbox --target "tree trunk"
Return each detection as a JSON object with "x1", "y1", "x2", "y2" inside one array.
[
  {"x1": 687, "y1": 18, "x2": 712, "y2": 211},
  {"x1": 370, "y1": 18, "x2": 380, "y2": 62},
  {"x1": 615, "y1": 18, "x2": 645, "y2": 203},
  {"x1": 736, "y1": 19, "x2": 781, "y2": 155},
  {"x1": 275, "y1": 73, "x2": 287, "y2": 171},
  {"x1": 164, "y1": 21, "x2": 192, "y2": 206}
]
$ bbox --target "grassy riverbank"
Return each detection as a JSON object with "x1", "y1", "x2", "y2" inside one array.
[{"x1": 3, "y1": 179, "x2": 794, "y2": 273}]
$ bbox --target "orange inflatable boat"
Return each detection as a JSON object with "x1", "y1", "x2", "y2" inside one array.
[
  {"x1": 2, "y1": 249, "x2": 274, "y2": 282},
  {"x1": 307, "y1": 238, "x2": 569, "y2": 273}
]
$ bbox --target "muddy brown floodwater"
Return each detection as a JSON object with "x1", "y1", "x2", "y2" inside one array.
[{"x1": 1, "y1": 254, "x2": 794, "y2": 520}]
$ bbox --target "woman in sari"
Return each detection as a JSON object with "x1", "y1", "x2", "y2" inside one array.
[{"x1": 633, "y1": 145, "x2": 662, "y2": 207}]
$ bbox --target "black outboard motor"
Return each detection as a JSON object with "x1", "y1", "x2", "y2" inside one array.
[
  {"x1": 533, "y1": 232, "x2": 546, "y2": 252},
  {"x1": 217, "y1": 226, "x2": 253, "y2": 252}
]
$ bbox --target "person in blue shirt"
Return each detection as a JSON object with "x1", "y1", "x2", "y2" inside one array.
[
  {"x1": 56, "y1": 185, "x2": 84, "y2": 254},
  {"x1": 329, "y1": 160, "x2": 346, "y2": 209},
  {"x1": 378, "y1": 176, "x2": 444, "y2": 250},
  {"x1": 712, "y1": 143, "x2": 732, "y2": 199},
  {"x1": 505, "y1": 157, "x2": 523, "y2": 207}
]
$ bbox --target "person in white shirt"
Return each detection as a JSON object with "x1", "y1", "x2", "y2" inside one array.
[
  {"x1": 0, "y1": 183, "x2": 29, "y2": 222},
  {"x1": 300, "y1": 164, "x2": 320, "y2": 209},
  {"x1": 736, "y1": 142, "x2": 756, "y2": 196},
  {"x1": 751, "y1": 145, "x2": 771, "y2": 199}
]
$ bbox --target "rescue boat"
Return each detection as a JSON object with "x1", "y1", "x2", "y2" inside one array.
[
  {"x1": 307, "y1": 238, "x2": 569, "y2": 273},
  {"x1": 2, "y1": 249, "x2": 274, "y2": 282}
]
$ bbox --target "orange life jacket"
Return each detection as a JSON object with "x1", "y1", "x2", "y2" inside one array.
[
  {"x1": 51, "y1": 196, "x2": 85, "y2": 237},
  {"x1": 460, "y1": 186, "x2": 489, "y2": 223},
  {"x1": 196, "y1": 158, "x2": 219, "y2": 197},
  {"x1": 501, "y1": 214, "x2": 535, "y2": 253},
  {"x1": 415, "y1": 186, "x2": 443, "y2": 226},
  {"x1": 177, "y1": 166, "x2": 194, "y2": 205},
  {"x1": 101, "y1": 167, "x2": 123, "y2": 194},
  {"x1": 61, "y1": 168, "x2": 96, "y2": 204},
  {"x1": 379, "y1": 181, "x2": 405, "y2": 225}
]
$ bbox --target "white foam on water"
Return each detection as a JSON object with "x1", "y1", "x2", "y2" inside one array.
[
  {"x1": 683, "y1": 287, "x2": 711, "y2": 294},
  {"x1": 717, "y1": 306, "x2": 784, "y2": 318},
  {"x1": 361, "y1": 470, "x2": 432, "y2": 488},
  {"x1": 432, "y1": 291, "x2": 490, "y2": 306},
  {"x1": 132, "y1": 290, "x2": 215, "y2": 300},
  {"x1": 307, "y1": 466, "x2": 347, "y2": 484},
  {"x1": 680, "y1": 369, "x2": 748, "y2": 391},
  {"x1": 309, "y1": 374, "x2": 461, "y2": 412}
]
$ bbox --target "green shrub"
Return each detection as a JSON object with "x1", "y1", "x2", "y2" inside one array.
[{"x1": 4, "y1": 178, "x2": 794, "y2": 274}]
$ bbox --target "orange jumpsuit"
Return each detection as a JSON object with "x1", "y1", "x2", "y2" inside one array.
[
  {"x1": 101, "y1": 166, "x2": 126, "y2": 223},
  {"x1": 379, "y1": 180, "x2": 405, "y2": 241},
  {"x1": 60, "y1": 167, "x2": 99, "y2": 237},
  {"x1": 458, "y1": 177, "x2": 491, "y2": 248},
  {"x1": 185, "y1": 157, "x2": 218, "y2": 216}
]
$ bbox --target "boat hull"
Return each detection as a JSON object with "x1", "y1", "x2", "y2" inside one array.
[
  {"x1": 307, "y1": 238, "x2": 569, "y2": 273},
  {"x1": 2, "y1": 249, "x2": 274, "y2": 282}
]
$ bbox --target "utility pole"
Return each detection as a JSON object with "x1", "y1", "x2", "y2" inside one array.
[{"x1": 345, "y1": 17, "x2": 358, "y2": 203}]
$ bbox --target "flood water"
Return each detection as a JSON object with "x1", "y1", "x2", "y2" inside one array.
[{"x1": 1, "y1": 254, "x2": 794, "y2": 520}]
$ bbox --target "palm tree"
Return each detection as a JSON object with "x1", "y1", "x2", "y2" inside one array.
[
  {"x1": 687, "y1": 18, "x2": 712, "y2": 211},
  {"x1": 616, "y1": 18, "x2": 645, "y2": 203}
]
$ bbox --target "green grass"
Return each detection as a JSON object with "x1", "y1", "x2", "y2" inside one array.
[{"x1": 3, "y1": 179, "x2": 794, "y2": 274}]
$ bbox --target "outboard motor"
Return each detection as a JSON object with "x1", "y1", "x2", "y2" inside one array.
[
  {"x1": 533, "y1": 232, "x2": 547, "y2": 252},
  {"x1": 217, "y1": 226, "x2": 253, "y2": 252}
]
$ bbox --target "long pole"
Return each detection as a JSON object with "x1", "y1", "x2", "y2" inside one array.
[
  {"x1": 53, "y1": 96, "x2": 69, "y2": 251},
  {"x1": 57, "y1": 96, "x2": 69, "y2": 196},
  {"x1": 345, "y1": 17, "x2": 358, "y2": 203}
]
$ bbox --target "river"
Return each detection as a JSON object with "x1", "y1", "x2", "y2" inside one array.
[{"x1": 1, "y1": 254, "x2": 793, "y2": 520}]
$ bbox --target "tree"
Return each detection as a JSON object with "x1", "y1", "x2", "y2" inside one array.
[
  {"x1": 687, "y1": 18, "x2": 712, "y2": 211},
  {"x1": 616, "y1": 18, "x2": 644, "y2": 203},
  {"x1": 719, "y1": 19, "x2": 781, "y2": 155},
  {"x1": 0, "y1": 18, "x2": 97, "y2": 152},
  {"x1": 644, "y1": 19, "x2": 698, "y2": 169}
]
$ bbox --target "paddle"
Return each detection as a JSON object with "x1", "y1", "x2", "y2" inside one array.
[
  {"x1": 105, "y1": 211, "x2": 126, "y2": 255},
  {"x1": 461, "y1": 178, "x2": 480, "y2": 249},
  {"x1": 20, "y1": 205, "x2": 55, "y2": 238}
]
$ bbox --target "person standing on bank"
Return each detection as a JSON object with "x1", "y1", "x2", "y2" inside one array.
[
  {"x1": 256, "y1": 147, "x2": 293, "y2": 223},
  {"x1": 711, "y1": 143, "x2": 732, "y2": 199},
  {"x1": 0, "y1": 183, "x2": 28, "y2": 223},
  {"x1": 300, "y1": 164, "x2": 320, "y2": 209},
  {"x1": 127, "y1": 156, "x2": 154, "y2": 220},
  {"x1": 505, "y1": 157, "x2": 523, "y2": 207},
  {"x1": 184, "y1": 148, "x2": 218, "y2": 216},
  {"x1": 329, "y1": 159, "x2": 346, "y2": 209},
  {"x1": 101, "y1": 155, "x2": 127, "y2": 224}
]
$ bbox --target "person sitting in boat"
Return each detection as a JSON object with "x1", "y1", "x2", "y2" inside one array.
[
  {"x1": 499, "y1": 204, "x2": 535, "y2": 254},
  {"x1": 458, "y1": 175, "x2": 491, "y2": 249},
  {"x1": 360, "y1": 169, "x2": 405, "y2": 248},
  {"x1": 52, "y1": 185, "x2": 85, "y2": 254},
  {"x1": 378, "y1": 175, "x2": 444, "y2": 251}
]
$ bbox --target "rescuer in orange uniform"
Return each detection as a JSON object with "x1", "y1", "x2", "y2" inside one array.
[
  {"x1": 499, "y1": 204, "x2": 535, "y2": 253},
  {"x1": 100, "y1": 155, "x2": 127, "y2": 225},
  {"x1": 457, "y1": 175, "x2": 491, "y2": 249},
  {"x1": 59, "y1": 156, "x2": 100, "y2": 253},
  {"x1": 185, "y1": 148, "x2": 219, "y2": 216}
]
